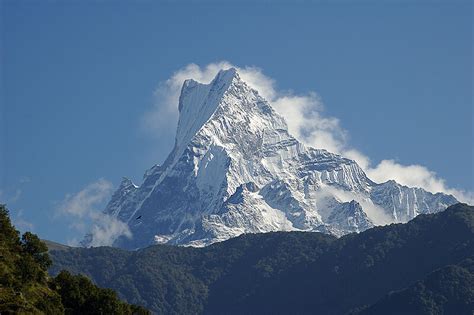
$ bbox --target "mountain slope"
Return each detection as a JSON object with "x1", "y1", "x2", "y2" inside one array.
[
  {"x1": 87, "y1": 68, "x2": 457, "y2": 248},
  {"x1": 356, "y1": 258, "x2": 474, "y2": 315},
  {"x1": 51, "y1": 203, "x2": 474, "y2": 314}
]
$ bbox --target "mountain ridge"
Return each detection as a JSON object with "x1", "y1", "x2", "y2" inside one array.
[
  {"x1": 86, "y1": 68, "x2": 457, "y2": 249},
  {"x1": 52, "y1": 203, "x2": 474, "y2": 314}
]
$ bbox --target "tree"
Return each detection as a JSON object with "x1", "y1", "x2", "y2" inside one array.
[
  {"x1": 0, "y1": 204, "x2": 150, "y2": 314},
  {"x1": 21, "y1": 231, "x2": 52, "y2": 270},
  {"x1": 51, "y1": 270, "x2": 150, "y2": 315}
]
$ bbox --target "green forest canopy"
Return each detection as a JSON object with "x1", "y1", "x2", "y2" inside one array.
[{"x1": 0, "y1": 204, "x2": 149, "y2": 315}]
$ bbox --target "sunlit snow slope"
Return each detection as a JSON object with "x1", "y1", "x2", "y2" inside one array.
[{"x1": 85, "y1": 68, "x2": 457, "y2": 248}]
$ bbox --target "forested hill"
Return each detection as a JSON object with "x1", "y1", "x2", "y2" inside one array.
[
  {"x1": 49, "y1": 203, "x2": 474, "y2": 315},
  {"x1": 0, "y1": 204, "x2": 149, "y2": 314}
]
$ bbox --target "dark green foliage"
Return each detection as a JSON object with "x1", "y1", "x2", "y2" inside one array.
[
  {"x1": 22, "y1": 232, "x2": 52, "y2": 271},
  {"x1": 0, "y1": 204, "x2": 62, "y2": 314},
  {"x1": 50, "y1": 270, "x2": 149, "y2": 315},
  {"x1": 0, "y1": 204, "x2": 150, "y2": 315},
  {"x1": 0, "y1": 205, "x2": 21, "y2": 251},
  {"x1": 50, "y1": 203, "x2": 474, "y2": 315},
  {"x1": 358, "y1": 258, "x2": 474, "y2": 315},
  {"x1": 50, "y1": 231, "x2": 335, "y2": 314},
  {"x1": 17, "y1": 232, "x2": 52, "y2": 284}
]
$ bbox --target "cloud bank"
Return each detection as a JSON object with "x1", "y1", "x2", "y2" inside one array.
[
  {"x1": 142, "y1": 61, "x2": 472, "y2": 203},
  {"x1": 57, "y1": 178, "x2": 132, "y2": 246}
]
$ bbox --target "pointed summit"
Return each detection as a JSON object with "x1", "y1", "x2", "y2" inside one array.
[
  {"x1": 178, "y1": 68, "x2": 238, "y2": 113},
  {"x1": 90, "y1": 68, "x2": 458, "y2": 249},
  {"x1": 213, "y1": 67, "x2": 238, "y2": 84},
  {"x1": 175, "y1": 68, "x2": 243, "y2": 150}
]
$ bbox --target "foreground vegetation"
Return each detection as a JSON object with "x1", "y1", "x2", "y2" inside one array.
[
  {"x1": 50, "y1": 203, "x2": 474, "y2": 314},
  {"x1": 0, "y1": 204, "x2": 149, "y2": 314}
]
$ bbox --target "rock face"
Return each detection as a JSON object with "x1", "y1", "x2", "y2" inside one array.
[{"x1": 90, "y1": 68, "x2": 457, "y2": 249}]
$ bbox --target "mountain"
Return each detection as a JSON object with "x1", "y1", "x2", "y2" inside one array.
[
  {"x1": 50, "y1": 203, "x2": 474, "y2": 314},
  {"x1": 43, "y1": 239, "x2": 71, "y2": 252},
  {"x1": 357, "y1": 258, "x2": 474, "y2": 315},
  {"x1": 87, "y1": 68, "x2": 457, "y2": 248}
]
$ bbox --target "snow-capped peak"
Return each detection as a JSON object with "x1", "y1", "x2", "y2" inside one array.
[
  {"x1": 176, "y1": 68, "x2": 240, "y2": 150},
  {"x1": 89, "y1": 69, "x2": 458, "y2": 249}
]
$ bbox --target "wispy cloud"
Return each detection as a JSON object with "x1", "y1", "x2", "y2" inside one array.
[
  {"x1": 0, "y1": 193, "x2": 34, "y2": 232},
  {"x1": 0, "y1": 177, "x2": 34, "y2": 232},
  {"x1": 11, "y1": 209, "x2": 34, "y2": 232},
  {"x1": 56, "y1": 178, "x2": 132, "y2": 247},
  {"x1": 58, "y1": 178, "x2": 112, "y2": 218},
  {"x1": 141, "y1": 61, "x2": 472, "y2": 203},
  {"x1": 313, "y1": 185, "x2": 392, "y2": 226},
  {"x1": 0, "y1": 176, "x2": 32, "y2": 205}
]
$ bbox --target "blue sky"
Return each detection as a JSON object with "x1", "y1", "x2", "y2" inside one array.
[{"x1": 1, "y1": 0, "x2": 472, "y2": 244}]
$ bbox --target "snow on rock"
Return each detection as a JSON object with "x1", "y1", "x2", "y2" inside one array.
[{"x1": 85, "y1": 68, "x2": 458, "y2": 249}]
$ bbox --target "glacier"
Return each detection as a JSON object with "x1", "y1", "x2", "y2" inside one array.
[{"x1": 84, "y1": 68, "x2": 457, "y2": 249}]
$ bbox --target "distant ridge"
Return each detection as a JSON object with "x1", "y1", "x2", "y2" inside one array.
[
  {"x1": 53, "y1": 203, "x2": 474, "y2": 314},
  {"x1": 43, "y1": 239, "x2": 71, "y2": 251}
]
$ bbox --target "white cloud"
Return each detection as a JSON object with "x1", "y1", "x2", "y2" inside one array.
[
  {"x1": 57, "y1": 178, "x2": 132, "y2": 246},
  {"x1": 86, "y1": 214, "x2": 131, "y2": 247},
  {"x1": 58, "y1": 178, "x2": 112, "y2": 218},
  {"x1": 314, "y1": 185, "x2": 393, "y2": 225},
  {"x1": 141, "y1": 61, "x2": 472, "y2": 204},
  {"x1": 365, "y1": 160, "x2": 473, "y2": 203},
  {"x1": 272, "y1": 93, "x2": 347, "y2": 154}
]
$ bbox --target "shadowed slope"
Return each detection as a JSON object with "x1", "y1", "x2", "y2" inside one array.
[{"x1": 51, "y1": 203, "x2": 473, "y2": 314}]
